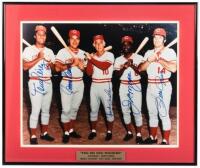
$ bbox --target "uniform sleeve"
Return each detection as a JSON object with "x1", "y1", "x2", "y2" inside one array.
[
  {"x1": 22, "y1": 47, "x2": 38, "y2": 62},
  {"x1": 90, "y1": 58, "x2": 112, "y2": 70},
  {"x1": 86, "y1": 61, "x2": 93, "y2": 76},
  {"x1": 55, "y1": 49, "x2": 68, "y2": 64},
  {"x1": 106, "y1": 52, "x2": 115, "y2": 64},
  {"x1": 79, "y1": 50, "x2": 88, "y2": 66},
  {"x1": 48, "y1": 49, "x2": 55, "y2": 63},
  {"x1": 142, "y1": 51, "x2": 150, "y2": 62},
  {"x1": 79, "y1": 50, "x2": 86, "y2": 60},
  {"x1": 135, "y1": 55, "x2": 144, "y2": 65},
  {"x1": 163, "y1": 49, "x2": 177, "y2": 61},
  {"x1": 114, "y1": 58, "x2": 121, "y2": 70}
]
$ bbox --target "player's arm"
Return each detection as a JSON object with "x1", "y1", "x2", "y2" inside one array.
[
  {"x1": 115, "y1": 66, "x2": 126, "y2": 77},
  {"x1": 48, "y1": 62, "x2": 55, "y2": 71},
  {"x1": 115, "y1": 59, "x2": 135, "y2": 77},
  {"x1": 86, "y1": 61, "x2": 93, "y2": 76},
  {"x1": 158, "y1": 58, "x2": 177, "y2": 73},
  {"x1": 75, "y1": 58, "x2": 85, "y2": 72},
  {"x1": 114, "y1": 59, "x2": 123, "y2": 77},
  {"x1": 116, "y1": 59, "x2": 140, "y2": 77},
  {"x1": 130, "y1": 64, "x2": 140, "y2": 74},
  {"x1": 85, "y1": 52, "x2": 111, "y2": 70},
  {"x1": 89, "y1": 58, "x2": 111, "y2": 70},
  {"x1": 115, "y1": 60, "x2": 131, "y2": 77},
  {"x1": 138, "y1": 61, "x2": 150, "y2": 72},
  {"x1": 23, "y1": 51, "x2": 44, "y2": 71},
  {"x1": 128, "y1": 59, "x2": 140, "y2": 75},
  {"x1": 54, "y1": 61, "x2": 72, "y2": 72},
  {"x1": 138, "y1": 53, "x2": 157, "y2": 72}
]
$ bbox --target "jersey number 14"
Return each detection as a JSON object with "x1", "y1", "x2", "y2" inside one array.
[{"x1": 158, "y1": 67, "x2": 166, "y2": 74}]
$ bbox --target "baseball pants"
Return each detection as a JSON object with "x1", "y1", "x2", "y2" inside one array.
[
  {"x1": 60, "y1": 80, "x2": 84, "y2": 123},
  {"x1": 119, "y1": 83, "x2": 142, "y2": 126},
  {"x1": 90, "y1": 82, "x2": 114, "y2": 122},
  {"x1": 146, "y1": 82, "x2": 172, "y2": 130},
  {"x1": 28, "y1": 79, "x2": 52, "y2": 128}
]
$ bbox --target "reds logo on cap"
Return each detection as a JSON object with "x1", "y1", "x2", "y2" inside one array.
[
  {"x1": 122, "y1": 36, "x2": 133, "y2": 43},
  {"x1": 153, "y1": 28, "x2": 166, "y2": 37},
  {"x1": 35, "y1": 25, "x2": 47, "y2": 33},
  {"x1": 93, "y1": 35, "x2": 104, "y2": 42},
  {"x1": 69, "y1": 29, "x2": 80, "y2": 38}
]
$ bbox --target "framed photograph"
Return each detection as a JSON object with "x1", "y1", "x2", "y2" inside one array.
[{"x1": 3, "y1": 2, "x2": 197, "y2": 165}]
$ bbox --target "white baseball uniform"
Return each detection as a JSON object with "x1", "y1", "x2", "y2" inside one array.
[
  {"x1": 56, "y1": 48, "x2": 85, "y2": 123},
  {"x1": 143, "y1": 48, "x2": 176, "y2": 130},
  {"x1": 114, "y1": 54, "x2": 143, "y2": 126},
  {"x1": 23, "y1": 45, "x2": 55, "y2": 128},
  {"x1": 90, "y1": 51, "x2": 114, "y2": 122}
]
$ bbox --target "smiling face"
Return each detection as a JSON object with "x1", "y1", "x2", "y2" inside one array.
[
  {"x1": 153, "y1": 35, "x2": 165, "y2": 48},
  {"x1": 122, "y1": 41, "x2": 133, "y2": 55},
  {"x1": 35, "y1": 30, "x2": 46, "y2": 46},
  {"x1": 69, "y1": 35, "x2": 80, "y2": 49},
  {"x1": 94, "y1": 39, "x2": 105, "y2": 53}
]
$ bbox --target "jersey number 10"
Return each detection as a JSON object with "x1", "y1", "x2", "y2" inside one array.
[{"x1": 103, "y1": 69, "x2": 109, "y2": 75}]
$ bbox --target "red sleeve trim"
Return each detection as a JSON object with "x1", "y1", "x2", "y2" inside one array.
[
  {"x1": 90, "y1": 57, "x2": 112, "y2": 70},
  {"x1": 86, "y1": 61, "x2": 93, "y2": 76}
]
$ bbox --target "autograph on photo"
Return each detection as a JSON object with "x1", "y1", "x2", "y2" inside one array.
[{"x1": 122, "y1": 71, "x2": 141, "y2": 114}]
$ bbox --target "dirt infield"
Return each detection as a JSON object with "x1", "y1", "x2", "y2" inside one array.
[{"x1": 23, "y1": 89, "x2": 177, "y2": 145}]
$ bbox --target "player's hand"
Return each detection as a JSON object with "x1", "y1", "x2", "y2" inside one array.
[
  {"x1": 46, "y1": 62, "x2": 52, "y2": 69},
  {"x1": 156, "y1": 51, "x2": 161, "y2": 56},
  {"x1": 120, "y1": 64, "x2": 124, "y2": 69},
  {"x1": 124, "y1": 61, "x2": 130, "y2": 68},
  {"x1": 65, "y1": 58, "x2": 74, "y2": 65},
  {"x1": 85, "y1": 52, "x2": 94, "y2": 60},
  {"x1": 37, "y1": 51, "x2": 45, "y2": 60},
  {"x1": 71, "y1": 58, "x2": 80, "y2": 67},
  {"x1": 128, "y1": 59, "x2": 133, "y2": 65},
  {"x1": 78, "y1": 59, "x2": 85, "y2": 70},
  {"x1": 44, "y1": 54, "x2": 51, "y2": 62},
  {"x1": 84, "y1": 52, "x2": 90, "y2": 60},
  {"x1": 124, "y1": 59, "x2": 132, "y2": 68},
  {"x1": 147, "y1": 54, "x2": 158, "y2": 63}
]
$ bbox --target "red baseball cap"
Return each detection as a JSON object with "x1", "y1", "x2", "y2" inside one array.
[
  {"x1": 69, "y1": 29, "x2": 80, "y2": 38},
  {"x1": 122, "y1": 36, "x2": 133, "y2": 43},
  {"x1": 35, "y1": 25, "x2": 47, "y2": 33},
  {"x1": 93, "y1": 35, "x2": 104, "y2": 42},
  {"x1": 153, "y1": 28, "x2": 166, "y2": 37}
]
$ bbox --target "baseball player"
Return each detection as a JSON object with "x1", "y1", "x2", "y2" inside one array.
[
  {"x1": 86, "y1": 35, "x2": 115, "y2": 141},
  {"x1": 55, "y1": 29, "x2": 85, "y2": 143},
  {"x1": 114, "y1": 36, "x2": 143, "y2": 144},
  {"x1": 138, "y1": 28, "x2": 177, "y2": 145},
  {"x1": 23, "y1": 25, "x2": 55, "y2": 144}
]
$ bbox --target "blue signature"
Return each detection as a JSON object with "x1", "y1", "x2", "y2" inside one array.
[
  {"x1": 30, "y1": 60, "x2": 49, "y2": 96},
  {"x1": 104, "y1": 83, "x2": 113, "y2": 117},
  {"x1": 154, "y1": 73, "x2": 167, "y2": 117},
  {"x1": 127, "y1": 72, "x2": 141, "y2": 92},
  {"x1": 61, "y1": 69, "x2": 73, "y2": 95},
  {"x1": 122, "y1": 72, "x2": 141, "y2": 114}
]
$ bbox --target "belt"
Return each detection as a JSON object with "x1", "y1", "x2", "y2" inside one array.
[
  {"x1": 29, "y1": 77, "x2": 51, "y2": 81},
  {"x1": 92, "y1": 78, "x2": 111, "y2": 83},
  {"x1": 148, "y1": 78, "x2": 169, "y2": 83},
  {"x1": 62, "y1": 77, "x2": 82, "y2": 81},
  {"x1": 121, "y1": 80, "x2": 140, "y2": 85}
]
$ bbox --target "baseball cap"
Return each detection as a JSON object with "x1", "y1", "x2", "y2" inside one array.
[
  {"x1": 153, "y1": 28, "x2": 166, "y2": 37},
  {"x1": 69, "y1": 29, "x2": 80, "y2": 38},
  {"x1": 35, "y1": 25, "x2": 47, "y2": 33},
  {"x1": 122, "y1": 36, "x2": 133, "y2": 43},
  {"x1": 93, "y1": 35, "x2": 104, "y2": 42}
]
